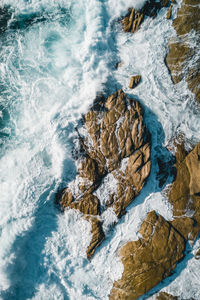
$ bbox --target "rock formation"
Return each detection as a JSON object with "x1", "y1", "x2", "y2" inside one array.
[
  {"x1": 122, "y1": 0, "x2": 170, "y2": 33},
  {"x1": 165, "y1": 0, "x2": 200, "y2": 102},
  {"x1": 110, "y1": 211, "x2": 185, "y2": 300},
  {"x1": 60, "y1": 90, "x2": 151, "y2": 258},
  {"x1": 129, "y1": 75, "x2": 141, "y2": 89},
  {"x1": 169, "y1": 141, "x2": 200, "y2": 242}
]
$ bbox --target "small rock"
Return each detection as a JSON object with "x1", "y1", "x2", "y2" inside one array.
[
  {"x1": 195, "y1": 248, "x2": 200, "y2": 260},
  {"x1": 129, "y1": 75, "x2": 141, "y2": 89},
  {"x1": 166, "y1": 4, "x2": 172, "y2": 19}
]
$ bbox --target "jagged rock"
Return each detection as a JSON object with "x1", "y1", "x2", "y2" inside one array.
[
  {"x1": 60, "y1": 90, "x2": 151, "y2": 257},
  {"x1": 122, "y1": 0, "x2": 171, "y2": 34},
  {"x1": 129, "y1": 75, "x2": 141, "y2": 89},
  {"x1": 110, "y1": 211, "x2": 185, "y2": 300},
  {"x1": 165, "y1": 0, "x2": 200, "y2": 102},
  {"x1": 85, "y1": 217, "x2": 105, "y2": 259},
  {"x1": 166, "y1": 4, "x2": 172, "y2": 19},
  {"x1": 122, "y1": 8, "x2": 144, "y2": 33},
  {"x1": 195, "y1": 248, "x2": 200, "y2": 259},
  {"x1": 169, "y1": 141, "x2": 200, "y2": 242},
  {"x1": 157, "y1": 292, "x2": 178, "y2": 300}
]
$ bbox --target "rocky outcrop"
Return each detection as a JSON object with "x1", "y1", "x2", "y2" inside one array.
[
  {"x1": 165, "y1": 0, "x2": 200, "y2": 102},
  {"x1": 122, "y1": 0, "x2": 170, "y2": 33},
  {"x1": 110, "y1": 211, "x2": 185, "y2": 300},
  {"x1": 60, "y1": 90, "x2": 151, "y2": 258},
  {"x1": 169, "y1": 141, "x2": 200, "y2": 242},
  {"x1": 129, "y1": 75, "x2": 141, "y2": 89}
]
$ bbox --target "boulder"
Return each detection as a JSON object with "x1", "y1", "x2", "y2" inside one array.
[
  {"x1": 60, "y1": 90, "x2": 151, "y2": 258},
  {"x1": 110, "y1": 211, "x2": 185, "y2": 300}
]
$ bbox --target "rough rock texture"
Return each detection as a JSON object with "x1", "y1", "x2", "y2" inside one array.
[
  {"x1": 122, "y1": 0, "x2": 170, "y2": 33},
  {"x1": 60, "y1": 90, "x2": 151, "y2": 258},
  {"x1": 195, "y1": 248, "x2": 200, "y2": 259},
  {"x1": 165, "y1": 0, "x2": 200, "y2": 102},
  {"x1": 129, "y1": 75, "x2": 141, "y2": 89},
  {"x1": 110, "y1": 211, "x2": 185, "y2": 300},
  {"x1": 169, "y1": 141, "x2": 200, "y2": 242},
  {"x1": 157, "y1": 292, "x2": 178, "y2": 300}
]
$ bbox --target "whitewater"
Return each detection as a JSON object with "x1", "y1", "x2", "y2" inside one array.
[{"x1": 0, "y1": 0, "x2": 200, "y2": 299}]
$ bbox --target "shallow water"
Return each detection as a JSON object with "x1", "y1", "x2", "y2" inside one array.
[{"x1": 0, "y1": 0, "x2": 200, "y2": 299}]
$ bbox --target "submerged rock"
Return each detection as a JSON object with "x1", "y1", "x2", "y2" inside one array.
[
  {"x1": 110, "y1": 211, "x2": 185, "y2": 300},
  {"x1": 165, "y1": 0, "x2": 200, "y2": 102},
  {"x1": 60, "y1": 90, "x2": 151, "y2": 258}
]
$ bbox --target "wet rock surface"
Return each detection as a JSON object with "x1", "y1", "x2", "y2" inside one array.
[
  {"x1": 122, "y1": 0, "x2": 170, "y2": 33},
  {"x1": 166, "y1": 0, "x2": 200, "y2": 102},
  {"x1": 129, "y1": 75, "x2": 141, "y2": 89},
  {"x1": 60, "y1": 90, "x2": 151, "y2": 258},
  {"x1": 156, "y1": 292, "x2": 178, "y2": 300},
  {"x1": 109, "y1": 211, "x2": 185, "y2": 300},
  {"x1": 169, "y1": 141, "x2": 200, "y2": 242}
]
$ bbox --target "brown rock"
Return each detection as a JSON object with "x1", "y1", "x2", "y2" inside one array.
[
  {"x1": 121, "y1": 0, "x2": 171, "y2": 34},
  {"x1": 85, "y1": 217, "x2": 105, "y2": 259},
  {"x1": 110, "y1": 211, "x2": 185, "y2": 300},
  {"x1": 157, "y1": 292, "x2": 178, "y2": 300},
  {"x1": 60, "y1": 90, "x2": 151, "y2": 257},
  {"x1": 169, "y1": 141, "x2": 200, "y2": 242},
  {"x1": 129, "y1": 75, "x2": 141, "y2": 89},
  {"x1": 122, "y1": 8, "x2": 144, "y2": 33},
  {"x1": 166, "y1": 4, "x2": 172, "y2": 19},
  {"x1": 195, "y1": 248, "x2": 200, "y2": 259},
  {"x1": 165, "y1": 0, "x2": 200, "y2": 102}
]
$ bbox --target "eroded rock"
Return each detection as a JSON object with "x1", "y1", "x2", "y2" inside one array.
[
  {"x1": 60, "y1": 90, "x2": 151, "y2": 258},
  {"x1": 165, "y1": 0, "x2": 200, "y2": 102},
  {"x1": 110, "y1": 211, "x2": 185, "y2": 300}
]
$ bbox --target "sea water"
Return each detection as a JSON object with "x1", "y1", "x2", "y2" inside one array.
[{"x1": 0, "y1": 0, "x2": 200, "y2": 299}]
